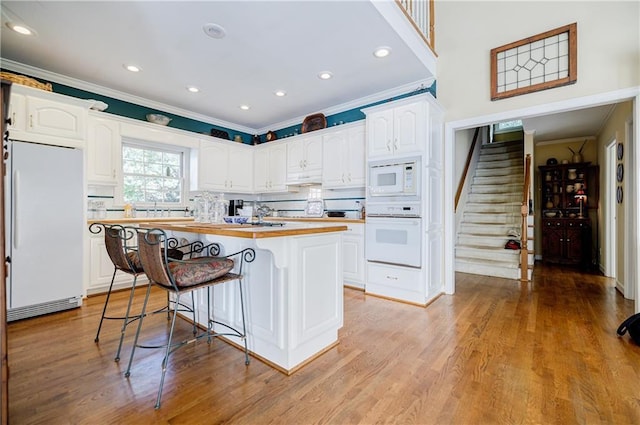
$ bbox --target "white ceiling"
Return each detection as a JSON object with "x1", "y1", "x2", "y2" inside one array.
[
  {"x1": 0, "y1": 1, "x2": 621, "y2": 141},
  {"x1": 0, "y1": 0, "x2": 434, "y2": 133}
]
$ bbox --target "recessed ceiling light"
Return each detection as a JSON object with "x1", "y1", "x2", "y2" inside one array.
[
  {"x1": 274, "y1": 90, "x2": 286, "y2": 97},
  {"x1": 240, "y1": 105, "x2": 250, "y2": 110},
  {"x1": 124, "y1": 64, "x2": 141, "y2": 72},
  {"x1": 318, "y1": 71, "x2": 333, "y2": 80},
  {"x1": 373, "y1": 46, "x2": 392, "y2": 58},
  {"x1": 187, "y1": 86, "x2": 200, "y2": 93},
  {"x1": 6, "y1": 22, "x2": 33, "y2": 35},
  {"x1": 203, "y1": 23, "x2": 226, "y2": 39}
]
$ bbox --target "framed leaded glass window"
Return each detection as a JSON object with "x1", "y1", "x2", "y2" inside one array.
[{"x1": 491, "y1": 23, "x2": 577, "y2": 100}]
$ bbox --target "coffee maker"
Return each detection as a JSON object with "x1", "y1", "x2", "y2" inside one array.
[{"x1": 228, "y1": 199, "x2": 244, "y2": 216}]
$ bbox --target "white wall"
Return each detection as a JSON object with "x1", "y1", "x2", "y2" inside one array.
[{"x1": 436, "y1": 1, "x2": 640, "y2": 122}]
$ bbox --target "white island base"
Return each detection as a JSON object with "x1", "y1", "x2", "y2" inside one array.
[{"x1": 164, "y1": 224, "x2": 345, "y2": 374}]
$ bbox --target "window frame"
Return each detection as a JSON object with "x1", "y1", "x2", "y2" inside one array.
[{"x1": 119, "y1": 138, "x2": 190, "y2": 207}]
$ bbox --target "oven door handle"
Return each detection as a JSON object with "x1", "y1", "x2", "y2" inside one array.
[{"x1": 366, "y1": 218, "x2": 421, "y2": 226}]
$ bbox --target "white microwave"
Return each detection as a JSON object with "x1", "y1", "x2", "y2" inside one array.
[{"x1": 368, "y1": 157, "x2": 420, "y2": 197}]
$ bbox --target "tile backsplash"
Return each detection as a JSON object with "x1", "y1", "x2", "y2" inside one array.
[{"x1": 87, "y1": 184, "x2": 365, "y2": 219}]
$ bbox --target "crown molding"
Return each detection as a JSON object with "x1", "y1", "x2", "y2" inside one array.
[
  {"x1": 255, "y1": 77, "x2": 435, "y2": 134},
  {"x1": 0, "y1": 58, "x2": 257, "y2": 134},
  {"x1": 1, "y1": 58, "x2": 434, "y2": 135}
]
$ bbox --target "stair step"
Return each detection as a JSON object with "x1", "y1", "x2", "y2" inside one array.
[
  {"x1": 473, "y1": 175, "x2": 523, "y2": 185},
  {"x1": 456, "y1": 258, "x2": 521, "y2": 280},
  {"x1": 478, "y1": 151, "x2": 524, "y2": 162},
  {"x1": 475, "y1": 166, "x2": 523, "y2": 177},
  {"x1": 467, "y1": 193, "x2": 522, "y2": 203},
  {"x1": 465, "y1": 203, "x2": 521, "y2": 213},
  {"x1": 459, "y1": 223, "x2": 521, "y2": 236},
  {"x1": 456, "y1": 234, "x2": 514, "y2": 248},
  {"x1": 477, "y1": 158, "x2": 523, "y2": 169},
  {"x1": 462, "y1": 213, "x2": 521, "y2": 224},
  {"x1": 456, "y1": 246, "x2": 520, "y2": 263},
  {"x1": 471, "y1": 183, "x2": 523, "y2": 194}
]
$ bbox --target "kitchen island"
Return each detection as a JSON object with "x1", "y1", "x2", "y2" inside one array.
[{"x1": 138, "y1": 220, "x2": 347, "y2": 374}]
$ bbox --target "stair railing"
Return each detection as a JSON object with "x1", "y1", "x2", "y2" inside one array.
[
  {"x1": 396, "y1": 0, "x2": 436, "y2": 54},
  {"x1": 454, "y1": 127, "x2": 480, "y2": 212},
  {"x1": 520, "y1": 153, "x2": 532, "y2": 282}
]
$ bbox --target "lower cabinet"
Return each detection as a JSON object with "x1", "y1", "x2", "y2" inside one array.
[
  {"x1": 87, "y1": 232, "x2": 138, "y2": 295},
  {"x1": 541, "y1": 218, "x2": 591, "y2": 266},
  {"x1": 366, "y1": 262, "x2": 425, "y2": 305},
  {"x1": 343, "y1": 223, "x2": 365, "y2": 289}
]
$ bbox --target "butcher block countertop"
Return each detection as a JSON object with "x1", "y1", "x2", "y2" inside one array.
[
  {"x1": 138, "y1": 221, "x2": 348, "y2": 239},
  {"x1": 87, "y1": 217, "x2": 194, "y2": 225},
  {"x1": 88, "y1": 216, "x2": 364, "y2": 225}
]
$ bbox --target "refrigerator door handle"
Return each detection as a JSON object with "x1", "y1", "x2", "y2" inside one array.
[{"x1": 13, "y1": 169, "x2": 19, "y2": 249}]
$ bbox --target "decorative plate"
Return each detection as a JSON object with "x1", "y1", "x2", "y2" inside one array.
[
  {"x1": 266, "y1": 131, "x2": 277, "y2": 142},
  {"x1": 617, "y1": 186, "x2": 623, "y2": 204},
  {"x1": 301, "y1": 113, "x2": 327, "y2": 133},
  {"x1": 617, "y1": 163, "x2": 624, "y2": 182},
  {"x1": 617, "y1": 143, "x2": 624, "y2": 160}
]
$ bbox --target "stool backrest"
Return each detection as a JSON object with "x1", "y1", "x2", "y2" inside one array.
[
  {"x1": 136, "y1": 229, "x2": 174, "y2": 289},
  {"x1": 104, "y1": 226, "x2": 137, "y2": 272}
]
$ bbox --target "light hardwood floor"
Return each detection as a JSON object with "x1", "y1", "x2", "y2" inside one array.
[{"x1": 7, "y1": 264, "x2": 640, "y2": 424}]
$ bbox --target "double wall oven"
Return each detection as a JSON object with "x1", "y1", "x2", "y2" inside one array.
[{"x1": 366, "y1": 156, "x2": 422, "y2": 268}]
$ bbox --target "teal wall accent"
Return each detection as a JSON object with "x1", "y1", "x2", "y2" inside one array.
[
  {"x1": 3, "y1": 68, "x2": 436, "y2": 144},
  {"x1": 264, "y1": 82, "x2": 436, "y2": 142}
]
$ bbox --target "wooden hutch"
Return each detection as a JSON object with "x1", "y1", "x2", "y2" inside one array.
[{"x1": 539, "y1": 161, "x2": 598, "y2": 267}]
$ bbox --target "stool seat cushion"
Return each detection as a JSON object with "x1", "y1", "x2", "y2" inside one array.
[
  {"x1": 168, "y1": 257, "x2": 234, "y2": 288},
  {"x1": 126, "y1": 248, "x2": 183, "y2": 273}
]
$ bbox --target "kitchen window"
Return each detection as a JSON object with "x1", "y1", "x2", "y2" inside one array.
[{"x1": 121, "y1": 142, "x2": 188, "y2": 205}]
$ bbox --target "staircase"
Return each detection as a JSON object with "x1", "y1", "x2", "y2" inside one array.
[{"x1": 456, "y1": 140, "x2": 527, "y2": 280}]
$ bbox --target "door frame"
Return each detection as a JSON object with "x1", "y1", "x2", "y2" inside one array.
[
  {"x1": 605, "y1": 138, "x2": 618, "y2": 281},
  {"x1": 443, "y1": 87, "x2": 640, "y2": 313}
]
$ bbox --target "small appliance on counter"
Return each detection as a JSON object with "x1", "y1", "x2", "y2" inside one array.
[{"x1": 228, "y1": 199, "x2": 244, "y2": 216}]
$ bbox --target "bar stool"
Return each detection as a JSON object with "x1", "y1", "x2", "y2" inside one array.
[
  {"x1": 125, "y1": 227, "x2": 254, "y2": 409},
  {"x1": 89, "y1": 223, "x2": 218, "y2": 361},
  {"x1": 89, "y1": 223, "x2": 146, "y2": 361}
]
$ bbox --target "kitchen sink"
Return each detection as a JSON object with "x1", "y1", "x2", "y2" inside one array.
[{"x1": 249, "y1": 221, "x2": 285, "y2": 227}]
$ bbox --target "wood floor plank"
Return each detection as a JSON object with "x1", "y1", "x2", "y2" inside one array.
[{"x1": 6, "y1": 264, "x2": 640, "y2": 424}]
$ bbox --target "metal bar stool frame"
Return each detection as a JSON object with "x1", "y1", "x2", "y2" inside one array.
[
  {"x1": 88, "y1": 223, "x2": 221, "y2": 362},
  {"x1": 124, "y1": 227, "x2": 255, "y2": 409}
]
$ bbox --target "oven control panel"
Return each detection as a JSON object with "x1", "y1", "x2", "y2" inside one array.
[{"x1": 366, "y1": 203, "x2": 421, "y2": 217}]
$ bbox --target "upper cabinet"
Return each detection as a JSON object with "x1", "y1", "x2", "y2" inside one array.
[
  {"x1": 7, "y1": 85, "x2": 91, "y2": 147},
  {"x1": 322, "y1": 122, "x2": 365, "y2": 189},
  {"x1": 254, "y1": 142, "x2": 287, "y2": 193},
  {"x1": 286, "y1": 134, "x2": 322, "y2": 184},
  {"x1": 87, "y1": 114, "x2": 121, "y2": 185},
  {"x1": 364, "y1": 98, "x2": 427, "y2": 159},
  {"x1": 193, "y1": 140, "x2": 253, "y2": 193}
]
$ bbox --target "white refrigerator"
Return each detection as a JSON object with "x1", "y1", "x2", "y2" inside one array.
[{"x1": 5, "y1": 140, "x2": 84, "y2": 321}]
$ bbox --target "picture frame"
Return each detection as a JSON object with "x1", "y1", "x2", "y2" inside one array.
[{"x1": 490, "y1": 23, "x2": 577, "y2": 100}]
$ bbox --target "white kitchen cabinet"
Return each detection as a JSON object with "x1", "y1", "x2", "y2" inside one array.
[
  {"x1": 87, "y1": 114, "x2": 121, "y2": 185},
  {"x1": 322, "y1": 123, "x2": 365, "y2": 189},
  {"x1": 286, "y1": 134, "x2": 322, "y2": 183},
  {"x1": 88, "y1": 233, "x2": 136, "y2": 295},
  {"x1": 6, "y1": 92, "x2": 25, "y2": 131},
  {"x1": 254, "y1": 142, "x2": 287, "y2": 192},
  {"x1": 343, "y1": 223, "x2": 365, "y2": 289},
  {"x1": 364, "y1": 98, "x2": 427, "y2": 158},
  {"x1": 366, "y1": 262, "x2": 425, "y2": 305},
  {"x1": 26, "y1": 95, "x2": 86, "y2": 140},
  {"x1": 7, "y1": 85, "x2": 91, "y2": 147},
  {"x1": 195, "y1": 140, "x2": 253, "y2": 193}
]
